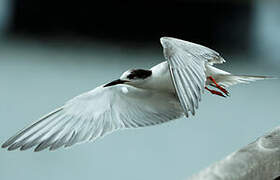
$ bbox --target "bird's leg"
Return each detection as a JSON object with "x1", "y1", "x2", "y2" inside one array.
[
  {"x1": 208, "y1": 76, "x2": 229, "y2": 96},
  {"x1": 209, "y1": 84, "x2": 230, "y2": 95},
  {"x1": 205, "y1": 87, "x2": 226, "y2": 97}
]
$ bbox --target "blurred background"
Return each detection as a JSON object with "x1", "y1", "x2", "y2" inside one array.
[{"x1": 0, "y1": 0, "x2": 279, "y2": 180}]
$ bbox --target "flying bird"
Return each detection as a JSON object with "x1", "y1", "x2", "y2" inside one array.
[{"x1": 2, "y1": 37, "x2": 270, "y2": 152}]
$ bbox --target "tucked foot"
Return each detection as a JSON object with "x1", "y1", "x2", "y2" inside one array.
[
  {"x1": 208, "y1": 76, "x2": 229, "y2": 96},
  {"x1": 205, "y1": 87, "x2": 226, "y2": 98},
  {"x1": 209, "y1": 84, "x2": 230, "y2": 96},
  {"x1": 217, "y1": 86, "x2": 229, "y2": 96}
]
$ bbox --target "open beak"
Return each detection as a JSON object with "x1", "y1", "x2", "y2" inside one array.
[{"x1": 104, "y1": 79, "x2": 129, "y2": 87}]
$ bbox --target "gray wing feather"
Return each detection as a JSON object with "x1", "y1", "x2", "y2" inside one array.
[
  {"x1": 160, "y1": 37, "x2": 225, "y2": 116},
  {"x1": 2, "y1": 85, "x2": 183, "y2": 152}
]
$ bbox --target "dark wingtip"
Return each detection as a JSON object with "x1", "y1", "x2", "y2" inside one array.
[
  {"x1": 1, "y1": 143, "x2": 8, "y2": 149},
  {"x1": 34, "y1": 142, "x2": 45, "y2": 152},
  {"x1": 1, "y1": 138, "x2": 14, "y2": 149},
  {"x1": 2, "y1": 140, "x2": 16, "y2": 150},
  {"x1": 7, "y1": 143, "x2": 20, "y2": 151}
]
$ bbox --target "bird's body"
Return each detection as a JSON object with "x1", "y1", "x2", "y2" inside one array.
[
  {"x1": 2, "y1": 37, "x2": 271, "y2": 152},
  {"x1": 137, "y1": 61, "x2": 175, "y2": 93}
]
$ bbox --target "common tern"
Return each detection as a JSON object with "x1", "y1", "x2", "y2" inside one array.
[{"x1": 2, "y1": 37, "x2": 270, "y2": 152}]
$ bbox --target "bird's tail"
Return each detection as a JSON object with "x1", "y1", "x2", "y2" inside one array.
[{"x1": 217, "y1": 75, "x2": 275, "y2": 87}]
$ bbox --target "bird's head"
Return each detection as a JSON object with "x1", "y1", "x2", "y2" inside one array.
[{"x1": 104, "y1": 69, "x2": 152, "y2": 87}]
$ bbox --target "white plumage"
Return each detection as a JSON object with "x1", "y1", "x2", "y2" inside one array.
[{"x1": 2, "y1": 37, "x2": 269, "y2": 151}]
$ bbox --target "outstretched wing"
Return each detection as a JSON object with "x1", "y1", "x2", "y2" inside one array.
[
  {"x1": 160, "y1": 37, "x2": 225, "y2": 117},
  {"x1": 2, "y1": 85, "x2": 183, "y2": 152}
]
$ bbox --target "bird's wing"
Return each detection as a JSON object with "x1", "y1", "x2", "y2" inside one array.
[
  {"x1": 2, "y1": 84, "x2": 183, "y2": 152},
  {"x1": 160, "y1": 37, "x2": 225, "y2": 116}
]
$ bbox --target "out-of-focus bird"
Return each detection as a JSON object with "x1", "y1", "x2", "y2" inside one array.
[{"x1": 2, "y1": 37, "x2": 271, "y2": 152}]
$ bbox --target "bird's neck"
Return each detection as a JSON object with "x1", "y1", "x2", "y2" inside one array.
[{"x1": 139, "y1": 61, "x2": 175, "y2": 93}]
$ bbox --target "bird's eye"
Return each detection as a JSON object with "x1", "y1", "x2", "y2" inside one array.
[
  {"x1": 127, "y1": 69, "x2": 152, "y2": 80},
  {"x1": 127, "y1": 74, "x2": 136, "y2": 79}
]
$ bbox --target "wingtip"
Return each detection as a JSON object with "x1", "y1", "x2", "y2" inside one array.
[
  {"x1": 184, "y1": 111, "x2": 189, "y2": 118},
  {"x1": 34, "y1": 148, "x2": 43, "y2": 152},
  {"x1": 7, "y1": 143, "x2": 20, "y2": 151},
  {"x1": 34, "y1": 142, "x2": 47, "y2": 152},
  {"x1": 1, "y1": 142, "x2": 8, "y2": 149},
  {"x1": 1, "y1": 138, "x2": 14, "y2": 149},
  {"x1": 192, "y1": 110, "x2": 196, "y2": 116}
]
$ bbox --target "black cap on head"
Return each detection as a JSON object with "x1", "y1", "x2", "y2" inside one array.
[{"x1": 127, "y1": 69, "x2": 152, "y2": 80}]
